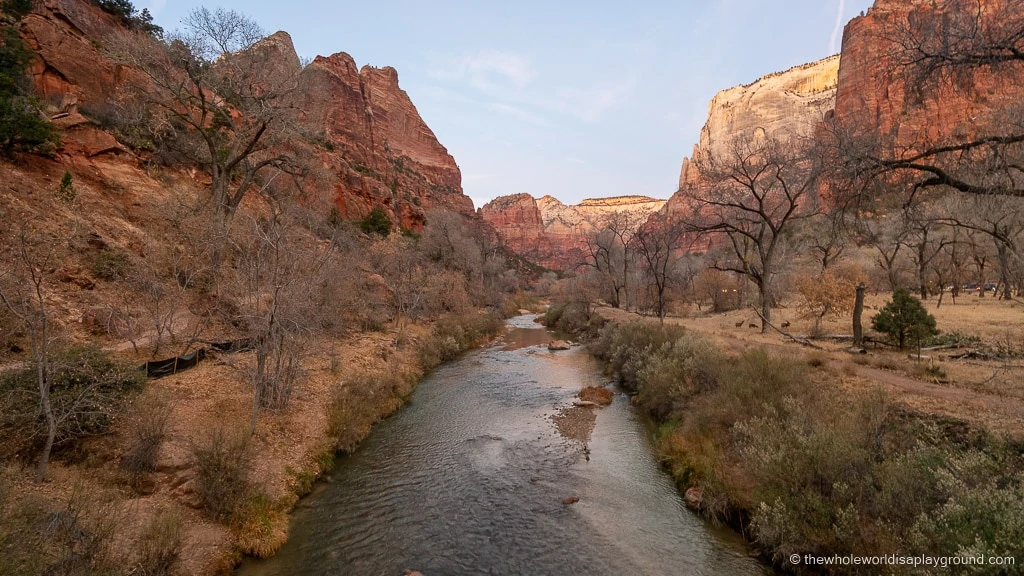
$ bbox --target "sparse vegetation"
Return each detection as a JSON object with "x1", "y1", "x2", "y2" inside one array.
[
  {"x1": 55, "y1": 171, "x2": 77, "y2": 206},
  {"x1": 0, "y1": 3, "x2": 59, "y2": 156},
  {"x1": 582, "y1": 320, "x2": 1024, "y2": 573}
]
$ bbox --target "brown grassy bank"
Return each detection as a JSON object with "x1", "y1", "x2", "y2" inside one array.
[
  {"x1": 0, "y1": 310, "x2": 505, "y2": 575},
  {"x1": 547, "y1": 305, "x2": 1024, "y2": 575}
]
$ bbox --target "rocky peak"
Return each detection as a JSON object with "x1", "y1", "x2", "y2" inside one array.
[
  {"x1": 16, "y1": 0, "x2": 473, "y2": 230},
  {"x1": 679, "y1": 54, "x2": 840, "y2": 188}
]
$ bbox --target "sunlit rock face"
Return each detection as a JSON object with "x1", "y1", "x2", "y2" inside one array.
[
  {"x1": 832, "y1": 0, "x2": 1024, "y2": 156},
  {"x1": 677, "y1": 54, "x2": 840, "y2": 191},
  {"x1": 290, "y1": 53, "x2": 472, "y2": 229},
  {"x1": 19, "y1": 0, "x2": 472, "y2": 230}
]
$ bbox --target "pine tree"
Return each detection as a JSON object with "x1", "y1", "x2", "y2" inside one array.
[{"x1": 871, "y1": 288, "x2": 938, "y2": 350}]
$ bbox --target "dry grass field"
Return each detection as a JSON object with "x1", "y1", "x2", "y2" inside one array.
[{"x1": 597, "y1": 292, "x2": 1024, "y2": 438}]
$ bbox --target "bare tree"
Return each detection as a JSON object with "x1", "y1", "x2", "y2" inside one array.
[
  {"x1": 631, "y1": 216, "x2": 688, "y2": 322},
  {"x1": 230, "y1": 205, "x2": 330, "y2": 433},
  {"x1": 680, "y1": 136, "x2": 821, "y2": 332},
  {"x1": 835, "y1": 0, "x2": 1024, "y2": 199},
  {"x1": 0, "y1": 227, "x2": 59, "y2": 481},
  {"x1": 938, "y1": 194, "x2": 1024, "y2": 299},
  {"x1": 581, "y1": 211, "x2": 643, "y2": 310},
  {"x1": 109, "y1": 8, "x2": 302, "y2": 235},
  {"x1": 904, "y1": 201, "x2": 955, "y2": 299}
]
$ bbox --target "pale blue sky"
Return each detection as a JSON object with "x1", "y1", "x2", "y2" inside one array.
[{"x1": 140, "y1": 0, "x2": 874, "y2": 208}]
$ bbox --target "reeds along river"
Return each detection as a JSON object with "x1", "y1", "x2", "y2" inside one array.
[{"x1": 239, "y1": 315, "x2": 767, "y2": 576}]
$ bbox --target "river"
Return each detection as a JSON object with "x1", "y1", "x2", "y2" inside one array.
[{"x1": 238, "y1": 314, "x2": 767, "y2": 576}]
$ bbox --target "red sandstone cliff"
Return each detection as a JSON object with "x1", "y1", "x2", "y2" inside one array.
[
  {"x1": 832, "y1": 0, "x2": 1024, "y2": 156},
  {"x1": 480, "y1": 194, "x2": 665, "y2": 269},
  {"x1": 15, "y1": 0, "x2": 471, "y2": 229}
]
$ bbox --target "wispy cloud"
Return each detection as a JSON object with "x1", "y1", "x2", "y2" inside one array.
[
  {"x1": 430, "y1": 49, "x2": 630, "y2": 124},
  {"x1": 430, "y1": 50, "x2": 534, "y2": 92},
  {"x1": 566, "y1": 157, "x2": 586, "y2": 164},
  {"x1": 829, "y1": 0, "x2": 846, "y2": 54},
  {"x1": 488, "y1": 103, "x2": 547, "y2": 126}
]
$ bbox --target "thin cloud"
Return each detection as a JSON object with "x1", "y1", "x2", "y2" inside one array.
[
  {"x1": 488, "y1": 103, "x2": 547, "y2": 126},
  {"x1": 566, "y1": 157, "x2": 586, "y2": 164},
  {"x1": 430, "y1": 50, "x2": 534, "y2": 92},
  {"x1": 829, "y1": 0, "x2": 846, "y2": 54}
]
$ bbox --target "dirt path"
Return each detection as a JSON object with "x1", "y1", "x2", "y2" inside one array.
[{"x1": 594, "y1": 307, "x2": 1024, "y2": 437}]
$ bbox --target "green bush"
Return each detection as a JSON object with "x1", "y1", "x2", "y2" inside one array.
[
  {"x1": 359, "y1": 206, "x2": 392, "y2": 236},
  {"x1": 55, "y1": 170, "x2": 76, "y2": 206},
  {"x1": 872, "y1": 288, "x2": 938, "y2": 350},
  {"x1": 0, "y1": 21, "x2": 60, "y2": 156}
]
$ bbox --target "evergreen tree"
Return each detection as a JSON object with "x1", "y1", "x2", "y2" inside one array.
[
  {"x1": 359, "y1": 207, "x2": 392, "y2": 237},
  {"x1": 0, "y1": 2, "x2": 59, "y2": 156},
  {"x1": 871, "y1": 288, "x2": 938, "y2": 350}
]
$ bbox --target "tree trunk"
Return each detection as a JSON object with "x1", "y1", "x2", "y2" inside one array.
[
  {"x1": 853, "y1": 283, "x2": 865, "y2": 346},
  {"x1": 997, "y1": 244, "x2": 1012, "y2": 300}
]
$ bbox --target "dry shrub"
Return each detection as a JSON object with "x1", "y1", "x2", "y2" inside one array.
[
  {"x1": 594, "y1": 316, "x2": 1024, "y2": 569},
  {"x1": 579, "y1": 386, "x2": 613, "y2": 406},
  {"x1": 805, "y1": 350, "x2": 829, "y2": 368},
  {"x1": 0, "y1": 484, "x2": 125, "y2": 576},
  {"x1": 794, "y1": 265, "x2": 867, "y2": 334},
  {"x1": 231, "y1": 494, "x2": 288, "y2": 558},
  {"x1": 327, "y1": 358, "x2": 421, "y2": 453},
  {"x1": 418, "y1": 311, "x2": 504, "y2": 370},
  {"x1": 190, "y1": 427, "x2": 253, "y2": 522},
  {"x1": 135, "y1": 509, "x2": 182, "y2": 576},
  {"x1": 693, "y1": 268, "x2": 743, "y2": 312},
  {"x1": 121, "y1": 392, "x2": 171, "y2": 490}
]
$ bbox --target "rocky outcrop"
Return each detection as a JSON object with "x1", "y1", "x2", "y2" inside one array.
[
  {"x1": 833, "y1": 0, "x2": 1024, "y2": 154},
  {"x1": 678, "y1": 55, "x2": 840, "y2": 190},
  {"x1": 277, "y1": 49, "x2": 472, "y2": 229},
  {"x1": 480, "y1": 194, "x2": 665, "y2": 269},
  {"x1": 19, "y1": 0, "x2": 129, "y2": 109},
  {"x1": 478, "y1": 193, "x2": 548, "y2": 259},
  {"x1": 16, "y1": 0, "x2": 471, "y2": 230}
]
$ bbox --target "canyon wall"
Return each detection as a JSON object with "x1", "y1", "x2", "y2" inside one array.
[
  {"x1": 16, "y1": 0, "x2": 471, "y2": 229},
  {"x1": 833, "y1": 0, "x2": 1024, "y2": 154},
  {"x1": 677, "y1": 54, "x2": 840, "y2": 190},
  {"x1": 480, "y1": 194, "x2": 665, "y2": 269}
]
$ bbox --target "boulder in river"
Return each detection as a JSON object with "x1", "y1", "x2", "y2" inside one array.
[
  {"x1": 684, "y1": 487, "x2": 703, "y2": 509},
  {"x1": 548, "y1": 340, "x2": 571, "y2": 351}
]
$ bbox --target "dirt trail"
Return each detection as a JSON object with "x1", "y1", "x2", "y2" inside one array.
[{"x1": 594, "y1": 307, "x2": 1024, "y2": 437}]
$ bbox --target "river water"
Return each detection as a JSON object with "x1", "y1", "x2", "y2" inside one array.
[{"x1": 239, "y1": 315, "x2": 766, "y2": 576}]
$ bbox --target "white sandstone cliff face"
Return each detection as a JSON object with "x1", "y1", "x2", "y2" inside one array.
[{"x1": 678, "y1": 54, "x2": 840, "y2": 188}]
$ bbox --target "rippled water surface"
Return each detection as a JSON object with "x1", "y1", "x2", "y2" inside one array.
[{"x1": 239, "y1": 315, "x2": 767, "y2": 576}]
